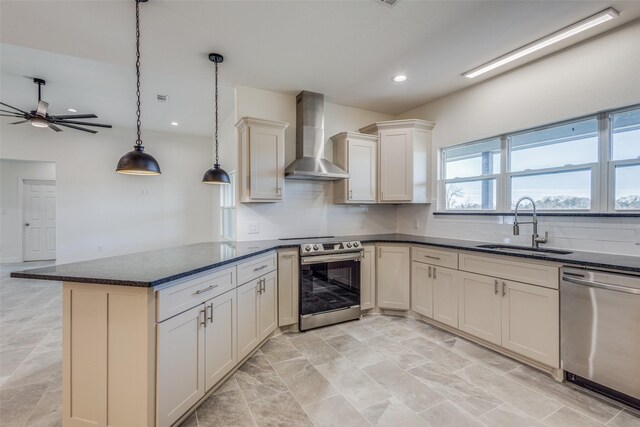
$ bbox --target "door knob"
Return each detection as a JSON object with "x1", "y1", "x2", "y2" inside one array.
[{"x1": 24, "y1": 223, "x2": 30, "y2": 227}]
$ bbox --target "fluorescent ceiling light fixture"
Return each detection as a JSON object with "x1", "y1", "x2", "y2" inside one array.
[
  {"x1": 171, "y1": 121, "x2": 179, "y2": 126},
  {"x1": 393, "y1": 74, "x2": 407, "y2": 82},
  {"x1": 463, "y1": 8, "x2": 618, "y2": 79},
  {"x1": 67, "y1": 108, "x2": 77, "y2": 113}
]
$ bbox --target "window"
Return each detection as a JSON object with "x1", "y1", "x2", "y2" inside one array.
[
  {"x1": 439, "y1": 104, "x2": 640, "y2": 213},
  {"x1": 442, "y1": 138, "x2": 500, "y2": 210},
  {"x1": 220, "y1": 171, "x2": 236, "y2": 240}
]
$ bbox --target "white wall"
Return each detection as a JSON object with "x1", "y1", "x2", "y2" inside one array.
[
  {"x1": 234, "y1": 86, "x2": 397, "y2": 240},
  {"x1": 0, "y1": 124, "x2": 216, "y2": 263},
  {"x1": 396, "y1": 20, "x2": 640, "y2": 256},
  {"x1": 0, "y1": 160, "x2": 56, "y2": 262}
]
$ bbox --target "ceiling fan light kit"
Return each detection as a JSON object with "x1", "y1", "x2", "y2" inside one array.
[
  {"x1": 116, "y1": 0, "x2": 161, "y2": 176},
  {"x1": 202, "y1": 52, "x2": 230, "y2": 185}
]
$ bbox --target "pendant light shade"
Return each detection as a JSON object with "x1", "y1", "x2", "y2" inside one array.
[
  {"x1": 202, "y1": 53, "x2": 230, "y2": 185},
  {"x1": 117, "y1": 0, "x2": 161, "y2": 176}
]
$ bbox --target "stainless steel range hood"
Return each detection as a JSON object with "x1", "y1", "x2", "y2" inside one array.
[{"x1": 284, "y1": 91, "x2": 349, "y2": 180}]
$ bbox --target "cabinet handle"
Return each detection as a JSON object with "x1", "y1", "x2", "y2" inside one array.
[
  {"x1": 428, "y1": 266, "x2": 432, "y2": 278},
  {"x1": 261, "y1": 278, "x2": 266, "y2": 293},
  {"x1": 433, "y1": 267, "x2": 437, "y2": 279},
  {"x1": 195, "y1": 284, "x2": 218, "y2": 295},
  {"x1": 281, "y1": 254, "x2": 294, "y2": 259},
  {"x1": 207, "y1": 303, "x2": 213, "y2": 323},
  {"x1": 502, "y1": 281, "x2": 507, "y2": 297},
  {"x1": 349, "y1": 189, "x2": 353, "y2": 200},
  {"x1": 253, "y1": 265, "x2": 267, "y2": 272},
  {"x1": 200, "y1": 308, "x2": 207, "y2": 327},
  {"x1": 494, "y1": 280, "x2": 499, "y2": 295},
  {"x1": 423, "y1": 255, "x2": 441, "y2": 260}
]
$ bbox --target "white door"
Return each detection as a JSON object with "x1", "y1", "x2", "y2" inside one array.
[
  {"x1": 458, "y1": 272, "x2": 502, "y2": 345},
  {"x1": 204, "y1": 290, "x2": 237, "y2": 390},
  {"x1": 23, "y1": 180, "x2": 56, "y2": 261},
  {"x1": 379, "y1": 129, "x2": 412, "y2": 202},
  {"x1": 411, "y1": 262, "x2": 434, "y2": 318},
  {"x1": 249, "y1": 126, "x2": 283, "y2": 200},
  {"x1": 360, "y1": 245, "x2": 376, "y2": 311},
  {"x1": 236, "y1": 279, "x2": 260, "y2": 361},
  {"x1": 376, "y1": 245, "x2": 410, "y2": 310},
  {"x1": 156, "y1": 304, "x2": 206, "y2": 427},
  {"x1": 348, "y1": 138, "x2": 377, "y2": 202},
  {"x1": 432, "y1": 266, "x2": 459, "y2": 328},
  {"x1": 258, "y1": 271, "x2": 278, "y2": 341}
]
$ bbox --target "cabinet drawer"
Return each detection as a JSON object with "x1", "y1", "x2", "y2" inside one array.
[
  {"x1": 412, "y1": 246, "x2": 458, "y2": 269},
  {"x1": 156, "y1": 266, "x2": 236, "y2": 322},
  {"x1": 237, "y1": 252, "x2": 277, "y2": 285},
  {"x1": 459, "y1": 253, "x2": 559, "y2": 289}
]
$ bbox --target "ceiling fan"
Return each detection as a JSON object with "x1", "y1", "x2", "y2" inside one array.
[{"x1": 0, "y1": 78, "x2": 112, "y2": 134}]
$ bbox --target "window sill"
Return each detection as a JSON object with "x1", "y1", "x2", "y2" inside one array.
[{"x1": 433, "y1": 211, "x2": 640, "y2": 217}]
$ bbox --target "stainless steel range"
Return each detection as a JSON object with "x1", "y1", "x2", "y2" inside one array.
[{"x1": 299, "y1": 240, "x2": 363, "y2": 331}]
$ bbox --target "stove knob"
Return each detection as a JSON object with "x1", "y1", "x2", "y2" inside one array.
[
  {"x1": 304, "y1": 245, "x2": 312, "y2": 252},
  {"x1": 353, "y1": 242, "x2": 359, "y2": 248},
  {"x1": 346, "y1": 242, "x2": 352, "y2": 248},
  {"x1": 313, "y1": 245, "x2": 319, "y2": 251}
]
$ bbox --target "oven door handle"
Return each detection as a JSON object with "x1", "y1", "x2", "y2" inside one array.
[{"x1": 301, "y1": 252, "x2": 363, "y2": 265}]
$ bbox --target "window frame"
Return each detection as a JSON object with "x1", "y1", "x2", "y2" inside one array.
[
  {"x1": 220, "y1": 170, "x2": 236, "y2": 241},
  {"x1": 608, "y1": 105, "x2": 640, "y2": 212}
]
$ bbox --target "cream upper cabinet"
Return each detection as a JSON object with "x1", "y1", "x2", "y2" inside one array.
[
  {"x1": 204, "y1": 290, "x2": 237, "y2": 390},
  {"x1": 502, "y1": 280, "x2": 559, "y2": 368},
  {"x1": 236, "y1": 117, "x2": 289, "y2": 203},
  {"x1": 376, "y1": 244, "x2": 410, "y2": 310},
  {"x1": 361, "y1": 244, "x2": 376, "y2": 311},
  {"x1": 432, "y1": 266, "x2": 459, "y2": 328},
  {"x1": 331, "y1": 132, "x2": 378, "y2": 204},
  {"x1": 360, "y1": 119, "x2": 435, "y2": 204},
  {"x1": 236, "y1": 279, "x2": 260, "y2": 361},
  {"x1": 278, "y1": 250, "x2": 299, "y2": 327},
  {"x1": 411, "y1": 261, "x2": 434, "y2": 318},
  {"x1": 458, "y1": 272, "x2": 502, "y2": 345}
]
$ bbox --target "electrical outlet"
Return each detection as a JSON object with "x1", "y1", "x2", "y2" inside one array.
[
  {"x1": 360, "y1": 219, "x2": 366, "y2": 229},
  {"x1": 414, "y1": 219, "x2": 421, "y2": 229},
  {"x1": 248, "y1": 223, "x2": 260, "y2": 234}
]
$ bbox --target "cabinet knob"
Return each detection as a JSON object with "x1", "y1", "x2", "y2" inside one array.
[{"x1": 494, "y1": 280, "x2": 499, "y2": 295}]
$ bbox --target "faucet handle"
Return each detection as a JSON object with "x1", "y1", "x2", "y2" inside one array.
[{"x1": 535, "y1": 231, "x2": 549, "y2": 244}]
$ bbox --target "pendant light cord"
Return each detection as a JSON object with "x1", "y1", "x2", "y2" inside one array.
[
  {"x1": 135, "y1": 0, "x2": 142, "y2": 147},
  {"x1": 214, "y1": 61, "x2": 219, "y2": 165}
]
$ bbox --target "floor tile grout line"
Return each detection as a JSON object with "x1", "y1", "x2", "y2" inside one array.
[{"x1": 604, "y1": 408, "x2": 624, "y2": 426}]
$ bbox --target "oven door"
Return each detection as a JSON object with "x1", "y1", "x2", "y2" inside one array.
[{"x1": 300, "y1": 252, "x2": 362, "y2": 317}]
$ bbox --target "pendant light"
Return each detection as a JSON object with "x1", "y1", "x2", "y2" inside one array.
[
  {"x1": 116, "y1": 0, "x2": 161, "y2": 176},
  {"x1": 202, "y1": 53, "x2": 230, "y2": 185}
]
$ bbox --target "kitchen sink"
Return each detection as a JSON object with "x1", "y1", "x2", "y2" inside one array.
[{"x1": 476, "y1": 244, "x2": 573, "y2": 255}]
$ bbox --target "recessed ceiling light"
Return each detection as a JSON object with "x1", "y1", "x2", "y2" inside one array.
[
  {"x1": 463, "y1": 8, "x2": 619, "y2": 79},
  {"x1": 68, "y1": 108, "x2": 77, "y2": 113},
  {"x1": 393, "y1": 74, "x2": 407, "y2": 82},
  {"x1": 171, "y1": 122, "x2": 179, "y2": 126}
]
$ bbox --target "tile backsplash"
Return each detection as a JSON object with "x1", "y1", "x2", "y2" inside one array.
[{"x1": 236, "y1": 180, "x2": 397, "y2": 241}]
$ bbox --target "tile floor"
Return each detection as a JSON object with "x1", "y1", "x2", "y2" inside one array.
[{"x1": 1, "y1": 262, "x2": 639, "y2": 427}]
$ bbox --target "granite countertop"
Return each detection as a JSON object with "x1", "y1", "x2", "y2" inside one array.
[{"x1": 11, "y1": 233, "x2": 640, "y2": 287}]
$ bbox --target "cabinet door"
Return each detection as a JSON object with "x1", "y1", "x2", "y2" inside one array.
[
  {"x1": 502, "y1": 281, "x2": 559, "y2": 368},
  {"x1": 458, "y1": 272, "x2": 502, "y2": 345},
  {"x1": 237, "y1": 279, "x2": 260, "y2": 361},
  {"x1": 376, "y1": 245, "x2": 410, "y2": 310},
  {"x1": 157, "y1": 305, "x2": 205, "y2": 427},
  {"x1": 361, "y1": 245, "x2": 376, "y2": 311},
  {"x1": 432, "y1": 266, "x2": 459, "y2": 328},
  {"x1": 259, "y1": 270, "x2": 278, "y2": 341},
  {"x1": 379, "y1": 129, "x2": 412, "y2": 202},
  {"x1": 249, "y1": 125, "x2": 284, "y2": 200},
  {"x1": 204, "y1": 290, "x2": 237, "y2": 390},
  {"x1": 278, "y1": 250, "x2": 299, "y2": 327},
  {"x1": 348, "y1": 138, "x2": 377, "y2": 203},
  {"x1": 411, "y1": 262, "x2": 433, "y2": 318}
]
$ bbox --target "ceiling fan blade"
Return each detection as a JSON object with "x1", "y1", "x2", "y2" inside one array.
[
  {"x1": 54, "y1": 119, "x2": 112, "y2": 128},
  {"x1": 0, "y1": 102, "x2": 29, "y2": 115},
  {"x1": 1, "y1": 113, "x2": 24, "y2": 118},
  {"x1": 1, "y1": 109, "x2": 27, "y2": 116},
  {"x1": 50, "y1": 114, "x2": 97, "y2": 120},
  {"x1": 36, "y1": 101, "x2": 49, "y2": 116},
  {"x1": 49, "y1": 124, "x2": 63, "y2": 132},
  {"x1": 56, "y1": 122, "x2": 97, "y2": 134},
  {"x1": 9, "y1": 120, "x2": 29, "y2": 125}
]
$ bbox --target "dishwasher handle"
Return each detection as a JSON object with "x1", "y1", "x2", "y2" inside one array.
[{"x1": 562, "y1": 276, "x2": 640, "y2": 295}]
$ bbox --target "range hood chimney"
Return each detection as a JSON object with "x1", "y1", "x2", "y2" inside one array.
[{"x1": 284, "y1": 91, "x2": 349, "y2": 180}]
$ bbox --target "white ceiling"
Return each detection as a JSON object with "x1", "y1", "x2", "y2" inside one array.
[{"x1": 2, "y1": 0, "x2": 639, "y2": 136}]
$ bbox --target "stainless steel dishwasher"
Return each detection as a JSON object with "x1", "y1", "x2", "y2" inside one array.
[{"x1": 561, "y1": 267, "x2": 640, "y2": 409}]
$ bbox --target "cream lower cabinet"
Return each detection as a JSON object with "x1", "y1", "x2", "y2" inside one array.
[
  {"x1": 431, "y1": 266, "x2": 459, "y2": 328},
  {"x1": 204, "y1": 290, "x2": 237, "y2": 390},
  {"x1": 458, "y1": 271, "x2": 559, "y2": 368},
  {"x1": 237, "y1": 270, "x2": 278, "y2": 361},
  {"x1": 278, "y1": 250, "x2": 299, "y2": 326},
  {"x1": 411, "y1": 262, "x2": 434, "y2": 318},
  {"x1": 361, "y1": 245, "x2": 376, "y2": 310},
  {"x1": 376, "y1": 245, "x2": 410, "y2": 310}
]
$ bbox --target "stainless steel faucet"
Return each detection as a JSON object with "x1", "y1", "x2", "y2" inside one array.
[{"x1": 513, "y1": 196, "x2": 548, "y2": 248}]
